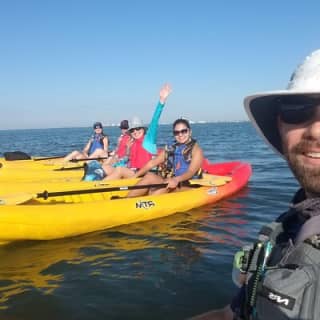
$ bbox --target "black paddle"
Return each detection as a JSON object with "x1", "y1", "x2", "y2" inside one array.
[
  {"x1": 38, "y1": 183, "x2": 168, "y2": 199},
  {"x1": 34, "y1": 155, "x2": 110, "y2": 162},
  {"x1": 34, "y1": 155, "x2": 65, "y2": 161}
]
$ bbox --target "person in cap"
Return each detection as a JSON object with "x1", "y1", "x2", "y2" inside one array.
[
  {"x1": 190, "y1": 49, "x2": 320, "y2": 320},
  {"x1": 63, "y1": 121, "x2": 109, "y2": 162},
  {"x1": 102, "y1": 83, "x2": 172, "y2": 180},
  {"x1": 114, "y1": 119, "x2": 130, "y2": 158},
  {"x1": 103, "y1": 119, "x2": 131, "y2": 166}
]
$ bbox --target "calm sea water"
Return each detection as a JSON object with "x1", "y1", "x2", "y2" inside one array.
[{"x1": 0, "y1": 123, "x2": 298, "y2": 320}]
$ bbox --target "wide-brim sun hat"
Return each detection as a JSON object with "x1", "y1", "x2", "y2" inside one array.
[
  {"x1": 244, "y1": 49, "x2": 320, "y2": 156},
  {"x1": 128, "y1": 116, "x2": 145, "y2": 131}
]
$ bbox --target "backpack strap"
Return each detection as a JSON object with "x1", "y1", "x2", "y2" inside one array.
[
  {"x1": 258, "y1": 221, "x2": 284, "y2": 245},
  {"x1": 295, "y1": 215, "x2": 320, "y2": 248},
  {"x1": 241, "y1": 220, "x2": 286, "y2": 319}
]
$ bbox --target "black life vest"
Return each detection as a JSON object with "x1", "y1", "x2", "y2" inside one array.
[{"x1": 235, "y1": 202, "x2": 320, "y2": 320}]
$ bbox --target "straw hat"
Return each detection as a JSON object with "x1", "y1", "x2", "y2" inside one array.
[{"x1": 244, "y1": 49, "x2": 320, "y2": 156}]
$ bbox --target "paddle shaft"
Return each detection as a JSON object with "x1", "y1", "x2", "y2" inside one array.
[
  {"x1": 34, "y1": 155, "x2": 65, "y2": 161},
  {"x1": 34, "y1": 155, "x2": 110, "y2": 162},
  {"x1": 38, "y1": 183, "x2": 169, "y2": 199},
  {"x1": 53, "y1": 165, "x2": 85, "y2": 171}
]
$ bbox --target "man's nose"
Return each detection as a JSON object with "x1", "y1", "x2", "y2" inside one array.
[{"x1": 306, "y1": 106, "x2": 320, "y2": 138}]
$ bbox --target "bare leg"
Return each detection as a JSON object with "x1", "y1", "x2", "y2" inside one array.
[
  {"x1": 102, "y1": 164, "x2": 116, "y2": 177},
  {"x1": 88, "y1": 149, "x2": 108, "y2": 159},
  {"x1": 103, "y1": 154, "x2": 117, "y2": 166},
  {"x1": 103, "y1": 166, "x2": 135, "y2": 181},
  {"x1": 127, "y1": 173, "x2": 165, "y2": 197},
  {"x1": 63, "y1": 150, "x2": 88, "y2": 162}
]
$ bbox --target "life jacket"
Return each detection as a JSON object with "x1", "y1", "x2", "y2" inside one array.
[
  {"x1": 116, "y1": 133, "x2": 130, "y2": 158},
  {"x1": 128, "y1": 136, "x2": 153, "y2": 170},
  {"x1": 233, "y1": 193, "x2": 320, "y2": 320},
  {"x1": 88, "y1": 133, "x2": 106, "y2": 155},
  {"x1": 159, "y1": 138, "x2": 202, "y2": 178}
]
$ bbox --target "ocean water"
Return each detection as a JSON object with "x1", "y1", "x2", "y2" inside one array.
[{"x1": 0, "y1": 123, "x2": 299, "y2": 319}]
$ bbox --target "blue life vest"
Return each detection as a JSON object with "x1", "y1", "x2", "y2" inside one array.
[
  {"x1": 162, "y1": 138, "x2": 200, "y2": 178},
  {"x1": 88, "y1": 134, "x2": 105, "y2": 155},
  {"x1": 173, "y1": 143, "x2": 192, "y2": 176}
]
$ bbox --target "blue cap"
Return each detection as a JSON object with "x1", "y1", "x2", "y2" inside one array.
[{"x1": 93, "y1": 122, "x2": 103, "y2": 129}]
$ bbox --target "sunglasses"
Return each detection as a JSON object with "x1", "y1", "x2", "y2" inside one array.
[
  {"x1": 129, "y1": 127, "x2": 143, "y2": 133},
  {"x1": 277, "y1": 96, "x2": 320, "y2": 125},
  {"x1": 173, "y1": 128, "x2": 189, "y2": 136},
  {"x1": 94, "y1": 126, "x2": 102, "y2": 129}
]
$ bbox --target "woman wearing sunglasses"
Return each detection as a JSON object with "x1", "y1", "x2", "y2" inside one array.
[
  {"x1": 126, "y1": 118, "x2": 204, "y2": 197},
  {"x1": 102, "y1": 83, "x2": 172, "y2": 180},
  {"x1": 63, "y1": 122, "x2": 109, "y2": 162}
]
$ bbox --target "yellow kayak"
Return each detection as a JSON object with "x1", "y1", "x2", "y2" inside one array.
[
  {"x1": 0, "y1": 161, "x2": 252, "y2": 245},
  {"x1": 0, "y1": 156, "x2": 82, "y2": 170},
  {"x1": 0, "y1": 160, "x2": 84, "y2": 182},
  {"x1": 0, "y1": 177, "x2": 140, "y2": 204}
]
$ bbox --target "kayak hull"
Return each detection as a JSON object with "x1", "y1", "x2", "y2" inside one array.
[{"x1": 0, "y1": 161, "x2": 251, "y2": 244}]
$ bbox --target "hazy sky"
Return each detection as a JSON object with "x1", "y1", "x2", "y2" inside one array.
[{"x1": 0, "y1": 0, "x2": 319, "y2": 129}]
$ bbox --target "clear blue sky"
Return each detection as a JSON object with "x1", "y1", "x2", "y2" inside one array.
[{"x1": 0, "y1": 0, "x2": 319, "y2": 129}]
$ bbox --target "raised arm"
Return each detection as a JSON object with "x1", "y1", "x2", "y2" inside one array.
[
  {"x1": 143, "y1": 83, "x2": 172, "y2": 154},
  {"x1": 159, "y1": 83, "x2": 172, "y2": 104}
]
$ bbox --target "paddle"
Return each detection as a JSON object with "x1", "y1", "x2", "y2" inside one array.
[
  {"x1": 53, "y1": 165, "x2": 85, "y2": 171},
  {"x1": 37, "y1": 175, "x2": 231, "y2": 199},
  {"x1": 0, "y1": 183, "x2": 167, "y2": 205},
  {"x1": 35, "y1": 155, "x2": 111, "y2": 162},
  {"x1": 0, "y1": 174, "x2": 231, "y2": 205},
  {"x1": 34, "y1": 155, "x2": 65, "y2": 161}
]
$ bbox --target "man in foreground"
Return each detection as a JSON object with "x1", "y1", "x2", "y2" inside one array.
[{"x1": 191, "y1": 49, "x2": 320, "y2": 319}]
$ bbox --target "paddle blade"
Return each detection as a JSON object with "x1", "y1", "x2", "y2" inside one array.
[
  {"x1": 189, "y1": 174, "x2": 232, "y2": 187},
  {"x1": 0, "y1": 193, "x2": 35, "y2": 205}
]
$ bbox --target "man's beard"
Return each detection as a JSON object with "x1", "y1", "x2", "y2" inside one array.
[{"x1": 284, "y1": 140, "x2": 320, "y2": 196}]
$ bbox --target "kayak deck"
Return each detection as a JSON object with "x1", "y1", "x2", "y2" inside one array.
[{"x1": 0, "y1": 161, "x2": 252, "y2": 244}]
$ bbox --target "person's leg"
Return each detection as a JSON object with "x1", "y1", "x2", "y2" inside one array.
[
  {"x1": 102, "y1": 164, "x2": 116, "y2": 179},
  {"x1": 103, "y1": 167, "x2": 135, "y2": 180},
  {"x1": 120, "y1": 167, "x2": 136, "y2": 179},
  {"x1": 127, "y1": 173, "x2": 164, "y2": 197},
  {"x1": 63, "y1": 150, "x2": 87, "y2": 162},
  {"x1": 89, "y1": 149, "x2": 108, "y2": 159},
  {"x1": 102, "y1": 154, "x2": 117, "y2": 166}
]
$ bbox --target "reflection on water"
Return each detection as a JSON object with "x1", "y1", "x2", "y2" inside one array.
[
  {"x1": 0, "y1": 123, "x2": 297, "y2": 319},
  {"x1": 0, "y1": 190, "x2": 249, "y2": 312}
]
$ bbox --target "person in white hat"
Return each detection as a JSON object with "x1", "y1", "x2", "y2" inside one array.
[
  {"x1": 190, "y1": 49, "x2": 320, "y2": 320},
  {"x1": 102, "y1": 83, "x2": 172, "y2": 180}
]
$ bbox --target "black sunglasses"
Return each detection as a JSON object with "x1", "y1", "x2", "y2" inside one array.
[
  {"x1": 277, "y1": 95, "x2": 320, "y2": 125},
  {"x1": 173, "y1": 128, "x2": 189, "y2": 136},
  {"x1": 129, "y1": 127, "x2": 143, "y2": 133},
  {"x1": 94, "y1": 126, "x2": 102, "y2": 129}
]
